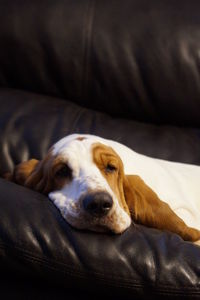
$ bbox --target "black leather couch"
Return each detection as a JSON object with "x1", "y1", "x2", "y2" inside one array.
[{"x1": 1, "y1": 0, "x2": 200, "y2": 299}]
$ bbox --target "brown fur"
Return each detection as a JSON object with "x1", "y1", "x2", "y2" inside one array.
[
  {"x1": 123, "y1": 175, "x2": 200, "y2": 241},
  {"x1": 76, "y1": 137, "x2": 86, "y2": 141},
  {"x1": 3, "y1": 159, "x2": 39, "y2": 185},
  {"x1": 3, "y1": 152, "x2": 70, "y2": 194},
  {"x1": 92, "y1": 143, "x2": 130, "y2": 215},
  {"x1": 93, "y1": 143, "x2": 200, "y2": 242},
  {"x1": 3, "y1": 142, "x2": 200, "y2": 241}
]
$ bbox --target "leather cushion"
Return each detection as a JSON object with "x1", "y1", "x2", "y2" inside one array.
[
  {"x1": 1, "y1": 89, "x2": 200, "y2": 298},
  {"x1": 0, "y1": 0, "x2": 200, "y2": 125},
  {"x1": 1, "y1": 178, "x2": 200, "y2": 299},
  {"x1": 1, "y1": 88, "x2": 200, "y2": 177}
]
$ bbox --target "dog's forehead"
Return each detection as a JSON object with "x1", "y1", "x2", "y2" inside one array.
[
  {"x1": 53, "y1": 137, "x2": 89, "y2": 158},
  {"x1": 51, "y1": 136, "x2": 118, "y2": 180},
  {"x1": 52, "y1": 135, "x2": 111, "y2": 162}
]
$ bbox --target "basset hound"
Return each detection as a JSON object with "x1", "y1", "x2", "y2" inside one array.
[{"x1": 3, "y1": 134, "x2": 200, "y2": 244}]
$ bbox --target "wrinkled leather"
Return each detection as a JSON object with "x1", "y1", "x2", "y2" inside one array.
[
  {"x1": 1, "y1": 89, "x2": 200, "y2": 300},
  {"x1": 1, "y1": 89, "x2": 200, "y2": 175},
  {"x1": 0, "y1": 0, "x2": 200, "y2": 125},
  {"x1": 1, "y1": 0, "x2": 200, "y2": 299},
  {"x1": 1, "y1": 178, "x2": 200, "y2": 299}
]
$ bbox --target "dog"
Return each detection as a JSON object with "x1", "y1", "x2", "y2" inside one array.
[{"x1": 3, "y1": 134, "x2": 200, "y2": 244}]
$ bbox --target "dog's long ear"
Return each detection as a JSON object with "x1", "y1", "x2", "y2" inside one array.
[
  {"x1": 3, "y1": 154, "x2": 54, "y2": 195},
  {"x1": 123, "y1": 175, "x2": 200, "y2": 242},
  {"x1": 3, "y1": 159, "x2": 39, "y2": 185}
]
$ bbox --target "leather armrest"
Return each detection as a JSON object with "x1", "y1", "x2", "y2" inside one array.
[{"x1": 1, "y1": 178, "x2": 200, "y2": 299}]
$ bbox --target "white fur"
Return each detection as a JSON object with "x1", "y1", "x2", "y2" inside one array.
[
  {"x1": 50, "y1": 134, "x2": 200, "y2": 233},
  {"x1": 49, "y1": 136, "x2": 131, "y2": 233}
]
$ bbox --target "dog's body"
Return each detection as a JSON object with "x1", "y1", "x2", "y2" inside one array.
[{"x1": 4, "y1": 134, "x2": 200, "y2": 243}]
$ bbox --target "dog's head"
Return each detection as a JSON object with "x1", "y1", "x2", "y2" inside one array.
[{"x1": 6, "y1": 135, "x2": 133, "y2": 233}]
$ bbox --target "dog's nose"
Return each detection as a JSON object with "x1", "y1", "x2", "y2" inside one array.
[{"x1": 83, "y1": 192, "x2": 113, "y2": 217}]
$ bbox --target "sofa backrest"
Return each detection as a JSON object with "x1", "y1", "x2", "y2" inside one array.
[{"x1": 0, "y1": 0, "x2": 200, "y2": 126}]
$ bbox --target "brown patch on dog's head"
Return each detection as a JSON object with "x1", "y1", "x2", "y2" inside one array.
[
  {"x1": 76, "y1": 136, "x2": 87, "y2": 141},
  {"x1": 92, "y1": 143, "x2": 130, "y2": 216}
]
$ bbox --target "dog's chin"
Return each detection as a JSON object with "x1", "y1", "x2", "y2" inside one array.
[
  {"x1": 66, "y1": 218, "x2": 130, "y2": 234},
  {"x1": 59, "y1": 208, "x2": 132, "y2": 234},
  {"x1": 66, "y1": 219, "x2": 114, "y2": 233},
  {"x1": 74, "y1": 224, "x2": 127, "y2": 234},
  {"x1": 86, "y1": 223, "x2": 131, "y2": 234}
]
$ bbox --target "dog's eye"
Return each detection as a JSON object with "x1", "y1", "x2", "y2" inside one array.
[
  {"x1": 105, "y1": 163, "x2": 117, "y2": 173},
  {"x1": 56, "y1": 165, "x2": 72, "y2": 179}
]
